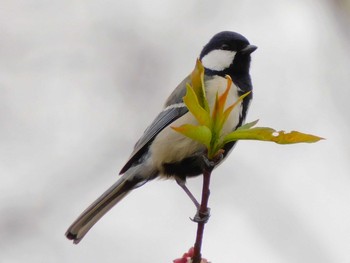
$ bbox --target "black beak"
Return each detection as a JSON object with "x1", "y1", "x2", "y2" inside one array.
[{"x1": 240, "y1": 44, "x2": 258, "y2": 54}]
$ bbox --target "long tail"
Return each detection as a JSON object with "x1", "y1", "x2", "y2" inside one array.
[{"x1": 65, "y1": 172, "x2": 147, "y2": 244}]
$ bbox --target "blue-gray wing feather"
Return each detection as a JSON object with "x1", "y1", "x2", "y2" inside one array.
[{"x1": 119, "y1": 75, "x2": 190, "y2": 174}]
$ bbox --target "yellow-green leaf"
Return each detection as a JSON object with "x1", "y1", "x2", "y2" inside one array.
[
  {"x1": 217, "y1": 75, "x2": 233, "y2": 116},
  {"x1": 171, "y1": 124, "x2": 212, "y2": 148},
  {"x1": 223, "y1": 127, "x2": 324, "y2": 145},
  {"x1": 211, "y1": 92, "x2": 220, "y2": 130},
  {"x1": 190, "y1": 59, "x2": 209, "y2": 112},
  {"x1": 223, "y1": 90, "x2": 251, "y2": 121},
  {"x1": 220, "y1": 90, "x2": 252, "y2": 132},
  {"x1": 183, "y1": 84, "x2": 211, "y2": 126},
  {"x1": 211, "y1": 76, "x2": 233, "y2": 135},
  {"x1": 173, "y1": 58, "x2": 323, "y2": 161},
  {"x1": 236, "y1": 119, "x2": 259, "y2": 131},
  {"x1": 212, "y1": 76, "x2": 231, "y2": 120}
]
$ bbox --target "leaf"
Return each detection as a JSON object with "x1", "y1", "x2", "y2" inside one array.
[
  {"x1": 226, "y1": 90, "x2": 251, "y2": 114},
  {"x1": 236, "y1": 119, "x2": 259, "y2": 131},
  {"x1": 211, "y1": 76, "x2": 233, "y2": 135},
  {"x1": 211, "y1": 92, "x2": 220, "y2": 130},
  {"x1": 173, "y1": 58, "x2": 323, "y2": 160},
  {"x1": 271, "y1": 131, "x2": 324, "y2": 144},
  {"x1": 217, "y1": 75, "x2": 233, "y2": 116},
  {"x1": 211, "y1": 76, "x2": 231, "y2": 120},
  {"x1": 221, "y1": 91, "x2": 252, "y2": 130},
  {"x1": 183, "y1": 84, "x2": 211, "y2": 126},
  {"x1": 171, "y1": 124, "x2": 212, "y2": 148},
  {"x1": 223, "y1": 127, "x2": 324, "y2": 145},
  {"x1": 190, "y1": 59, "x2": 209, "y2": 112}
]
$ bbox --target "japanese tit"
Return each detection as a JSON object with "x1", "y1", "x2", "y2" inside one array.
[{"x1": 66, "y1": 31, "x2": 257, "y2": 243}]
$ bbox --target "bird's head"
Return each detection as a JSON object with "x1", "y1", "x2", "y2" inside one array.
[{"x1": 199, "y1": 31, "x2": 257, "y2": 76}]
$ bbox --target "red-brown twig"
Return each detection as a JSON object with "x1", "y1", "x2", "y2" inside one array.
[{"x1": 192, "y1": 166, "x2": 212, "y2": 263}]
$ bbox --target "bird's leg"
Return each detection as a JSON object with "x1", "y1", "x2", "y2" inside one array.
[
  {"x1": 175, "y1": 150, "x2": 225, "y2": 223},
  {"x1": 191, "y1": 150, "x2": 225, "y2": 223},
  {"x1": 175, "y1": 178, "x2": 200, "y2": 209},
  {"x1": 175, "y1": 178, "x2": 210, "y2": 223}
]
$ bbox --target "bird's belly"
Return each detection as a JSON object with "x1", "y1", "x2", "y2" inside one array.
[{"x1": 149, "y1": 112, "x2": 205, "y2": 173}]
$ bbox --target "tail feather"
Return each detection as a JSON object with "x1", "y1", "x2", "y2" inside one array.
[{"x1": 65, "y1": 174, "x2": 143, "y2": 244}]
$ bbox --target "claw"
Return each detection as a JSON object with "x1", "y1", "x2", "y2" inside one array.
[
  {"x1": 190, "y1": 208, "x2": 211, "y2": 223},
  {"x1": 213, "y1": 149, "x2": 224, "y2": 163},
  {"x1": 202, "y1": 155, "x2": 216, "y2": 170},
  {"x1": 202, "y1": 149, "x2": 225, "y2": 170}
]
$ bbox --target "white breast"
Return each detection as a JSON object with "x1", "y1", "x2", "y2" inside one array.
[{"x1": 149, "y1": 75, "x2": 242, "y2": 172}]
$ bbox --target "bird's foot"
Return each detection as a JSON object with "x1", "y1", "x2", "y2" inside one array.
[
  {"x1": 190, "y1": 208, "x2": 211, "y2": 223},
  {"x1": 202, "y1": 149, "x2": 225, "y2": 171}
]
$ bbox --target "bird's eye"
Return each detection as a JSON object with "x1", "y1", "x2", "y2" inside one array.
[{"x1": 220, "y1": 44, "x2": 230, "y2": 50}]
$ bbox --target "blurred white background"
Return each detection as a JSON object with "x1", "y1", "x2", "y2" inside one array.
[{"x1": 1, "y1": 0, "x2": 350, "y2": 262}]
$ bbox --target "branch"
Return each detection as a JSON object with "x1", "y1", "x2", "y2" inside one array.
[{"x1": 192, "y1": 162, "x2": 212, "y2": 263}]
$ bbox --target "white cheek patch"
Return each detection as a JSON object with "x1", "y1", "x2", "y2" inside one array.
[{"x1": 201, "y1": 50, "x2": 236, "y2": 71}]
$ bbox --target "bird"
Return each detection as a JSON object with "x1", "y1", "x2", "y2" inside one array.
[{"x1": 66, "y1": 31, "x2": 257, "y2": 244}]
